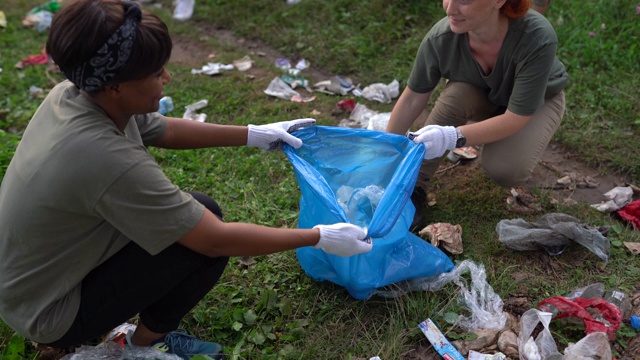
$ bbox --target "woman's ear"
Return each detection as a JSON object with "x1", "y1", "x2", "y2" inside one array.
[{"x1": 104, "y1": 83, "x2": 122, "y2": 97}]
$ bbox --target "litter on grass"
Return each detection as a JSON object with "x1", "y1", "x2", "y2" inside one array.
[
  {"x1": 191, "y1": 62, "x2": 234, "y2": 75},
  {"x1": 232, "y1": 56, "x2": 253, "y2": 71},
  {"x1": 496, "y1": 212, "x2": 610, "y2": 262},
  {"x1": 183, "y1": 99, "x2": 208, "y2": 122},
  {"x1": 590, "y1": 185, "x2": 634, "y2": 212},
  {"x1": 264, "y1": 77, "x2": 315, "y2": 102}
]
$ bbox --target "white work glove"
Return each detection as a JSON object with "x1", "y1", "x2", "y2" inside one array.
[
  {"x1": 408, "y1": 125, "x2": 457, "y2": 160},
  {"x1": 247, "y1": 118, "x2": 316, "y2": 150},
  {"x1": 313, "y1": 223, "x2": 372, "y2": 257}
]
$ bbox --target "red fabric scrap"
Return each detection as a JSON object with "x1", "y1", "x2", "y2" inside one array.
[
  {"x1": 617, "y1": 199, "x2": 640, "y2": 230},
  {"x1": 335, "y1": 99, "x2": 356, "y2": 112},
  {"x1": 16, "y1": 48, "x2": 49, "y2": 69},
  {"x1": 537, "y1": 296, "x2": 622, "y2": 341}
]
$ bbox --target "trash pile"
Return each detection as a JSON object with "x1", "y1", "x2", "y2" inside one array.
[
  {"x1": 380, "y1": 276, "x2": 639, "y2": 359},
  {"x1": 22, "y1": 0, "x2": 60, "y2": 33}
]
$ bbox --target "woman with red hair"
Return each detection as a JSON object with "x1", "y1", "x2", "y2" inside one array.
[{"x1": 386, "y1": 0, "x2": 567, "y2": 230}]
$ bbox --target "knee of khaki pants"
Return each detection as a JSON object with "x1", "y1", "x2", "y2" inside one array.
[
  {"x1": 426, "y1": 82, "x2": 500, "y2": 126},
  {"x1": 481, "y1": 91, "x2": 565, "y2": 188},
  {"x1": 482, "y1": 160, "x2": 532, "y2": 188}
]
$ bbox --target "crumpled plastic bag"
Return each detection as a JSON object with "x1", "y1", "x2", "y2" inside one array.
[
  {"x1": 496, "y1": 213, "x2": 610, "y2": 262},
  {"x1": 60, "y1": 341, "x2": 182, "y2": 360},
  {"x1": 375, "y1": 260, "x2": 507, "y2": 332},
  {"x1": 537, "y1": 296, "x2": 621, "y2": 341},
  {"x1": 191, "y1": 62, "x2": 234, "y2": 75},
  {"x1": 590, "y1": 186, "x2": 634, "y2": 212},
  {"x1": 563, "y1": 332, "x2": 612, "y2": 359},
  {"x1": 518, "y1": 309, "x2": 612, "y2": 360},
  {"x1": 361, "y1": 80, "x2": 399, "y2": 103},
  {"x1": 264, "y1": 77, "x2": 301, "y2": 100},
  {"x1": 617, "y1": 198, "x2": 640, "y2": 230}
]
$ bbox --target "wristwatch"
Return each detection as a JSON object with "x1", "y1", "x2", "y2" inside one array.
[{"x1": 455, "y1": 128, "x2": 466, "y2": 148}]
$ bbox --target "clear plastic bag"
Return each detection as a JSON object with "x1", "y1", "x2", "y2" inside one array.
[
  {"x1": 375, "y1": 260, "x2": 507, "y2": 331},
  {"x1": 496, "y1": 213, "x2": 610, "y2": 262},
  {"x1": 517, "y1": 309, "x2": 612, "y2": 360},
  {"x1": 60, "y1": 341, "x2": 182, "y2": 360}
]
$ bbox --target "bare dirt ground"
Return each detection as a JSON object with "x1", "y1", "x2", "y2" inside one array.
[{"x1": 168, "y1": 21, "x2": 640, "y2": 360}]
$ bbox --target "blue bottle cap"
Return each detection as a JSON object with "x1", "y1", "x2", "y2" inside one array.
[{"x1": 631, "y1": 315, "x2": 640, "y2": 330}]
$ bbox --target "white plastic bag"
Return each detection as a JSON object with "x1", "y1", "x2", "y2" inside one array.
[{"x1": 173, "y1": 0, "x2": 194, "y2": 21}]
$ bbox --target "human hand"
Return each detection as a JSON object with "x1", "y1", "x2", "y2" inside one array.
[
  {"x1": 247, "y1": 118, "x2": 316, "y2": 150},
  {"x1": 408, "y1": 125, "x2": 457, "y2": 160},
  {"x1": 313, "y1": 223, "x2": 372, "y2": 257}
]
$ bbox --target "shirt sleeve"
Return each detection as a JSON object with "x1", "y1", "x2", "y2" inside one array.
[
  {"x1": 407, "y1": 21, "x2": 449, "y2": 94},
  {"x1": 93, "y1": 157, "x2": 205, "y2": 255},
  {"x1": 134, "y1": 113, "x2": 167, "y2": 146}
]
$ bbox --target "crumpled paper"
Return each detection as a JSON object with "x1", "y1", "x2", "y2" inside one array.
[{"x1": 418, "y1": 222, "x2": 463, "y2": 254}]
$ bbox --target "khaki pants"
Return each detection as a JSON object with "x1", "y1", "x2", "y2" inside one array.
[{"x1": 416, "y1": 81, "x2": 566, "y2": 190}]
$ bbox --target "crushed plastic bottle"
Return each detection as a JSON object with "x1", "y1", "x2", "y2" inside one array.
[{"x1": 158, "y1": 96, "x2": 174, "y2": 115}]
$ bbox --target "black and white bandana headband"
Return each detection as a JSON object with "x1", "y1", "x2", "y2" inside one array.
[{"x1": 63, "y1": 1, "x2": 142, "y2": 92}]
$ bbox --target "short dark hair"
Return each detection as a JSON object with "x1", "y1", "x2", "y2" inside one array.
[{"x1": 46, "y1": 0, "x2": 172, "y2": 92}]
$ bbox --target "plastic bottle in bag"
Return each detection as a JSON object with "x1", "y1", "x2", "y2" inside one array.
[
  {"x1": 603, "y1": 289, "x2": 631, "y2": 319},
  {"x1": 537, "y1": 283, "x2": 605, "y2": 317}
]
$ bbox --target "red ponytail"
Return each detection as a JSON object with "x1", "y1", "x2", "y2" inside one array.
[{"x1": 501, "y1": 0, "x2": 530, "y2": 19}]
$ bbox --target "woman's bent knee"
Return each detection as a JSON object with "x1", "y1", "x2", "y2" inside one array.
[{"x1": 483, "y1": 162, "x2": 532, "y2": 188}]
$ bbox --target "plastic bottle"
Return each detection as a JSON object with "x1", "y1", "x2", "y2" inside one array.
[
  {"x1": 158, "y1": 96, "x2": 174, "y2": 115},
  {"x1": 603, "y1": 289, "x2": 631, "y2": 319},
  {"x1": 537, "y1": 283, "x2": 605, "y2": 317}
]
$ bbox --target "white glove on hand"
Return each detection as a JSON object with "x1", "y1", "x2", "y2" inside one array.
[
  {"x1": 247, "y1": 118, "x2": 316, "y2": 150},
  {"x1": 408, "y1": 125, "x2": 457, "y2": 160},
  {"x1": 313, "y1": 223, "x2": 372, "y2": 257}
]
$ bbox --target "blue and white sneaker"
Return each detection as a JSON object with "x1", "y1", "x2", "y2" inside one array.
[
  {"x1": 125, "y1": 329, "x2": 224, "y2": 359},
  {"x1": 155, "y1": 329, "x2": 223, "y2": 359}
]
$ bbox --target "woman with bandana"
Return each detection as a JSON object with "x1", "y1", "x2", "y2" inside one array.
[
  {"x1": 0, "y1": 0, "x2": 372, "y2": 358},
  {"x1": 386, "y1": 0, "x2": 567, "y2": 230}
]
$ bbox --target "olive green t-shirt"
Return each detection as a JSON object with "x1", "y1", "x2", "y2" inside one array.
[
  {"x1": 408, "y1": 10, "x2": 568, "y2": 116},
  {"x1": 0, "y1": 81, "x2": 205, "y2": 343}
]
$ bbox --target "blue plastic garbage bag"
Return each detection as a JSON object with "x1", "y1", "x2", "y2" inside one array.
[{"x1": 283, "y1": 126, "x2": 454, "y2": 299}]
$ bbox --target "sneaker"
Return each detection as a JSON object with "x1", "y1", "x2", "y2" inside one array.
[
  {"x1": 125, "y1": 329, "x2": 224, "y2": 359},
  {"x1": 410, "y1": 187, "x2": 428, "y2": 232},
  {"x1": 153, "y1": 329, "x2": 224, "y2": 360}
]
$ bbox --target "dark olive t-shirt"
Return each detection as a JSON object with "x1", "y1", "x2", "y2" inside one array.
[
  {"x1": 408, "y1": 10, "x2": 568, "y2": 116},
  {"x1": 0, "y1": 81, "x2": 204, "y2": 343}
]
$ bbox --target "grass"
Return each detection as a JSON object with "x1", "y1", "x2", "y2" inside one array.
[{"x1": 1, "y1": 0, "x2": 639, "y2": 359}]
